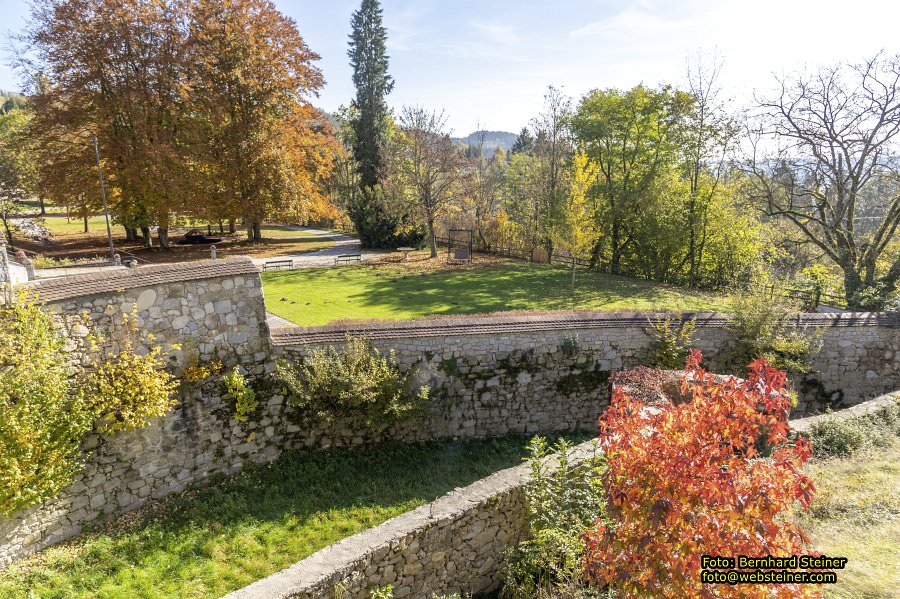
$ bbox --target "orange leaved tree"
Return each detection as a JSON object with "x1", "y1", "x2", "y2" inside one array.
[{"x1": 583, "y1": 351, "x2": 819, "y2": 598}]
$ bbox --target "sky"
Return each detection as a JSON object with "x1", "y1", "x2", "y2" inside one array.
[{"x1": 1, "y1": 0, "x2": 899, "y2": 135}]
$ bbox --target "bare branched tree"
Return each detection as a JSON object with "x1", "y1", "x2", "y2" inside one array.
[
  {"x1": 396, "y1": 106, "x2": 466, "y2": 257},
  {"x1": 747, "y1": 52, "x2": 900, "y2": 308}
]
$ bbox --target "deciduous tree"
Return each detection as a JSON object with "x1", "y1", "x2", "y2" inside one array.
[{"x1": 748, "y1": 52, "x2": 900, "y2": 308}]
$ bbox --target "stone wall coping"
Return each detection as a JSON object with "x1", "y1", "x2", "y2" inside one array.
[
  {"x1": 790, "y1": 391, "x2": 900, "y2": 434},
  {"x1": 21, "y1": 257, "x2": 258, "y2": 303},
  {"x1": 224, "y1": 440, "x2": 603, "y2": 599},
  {"x1": 272, "y1": 310, "x2": 898, "y2": 346}
]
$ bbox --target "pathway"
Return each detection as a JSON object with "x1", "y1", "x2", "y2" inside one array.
[{"x1": 255, "y1": 226, "x2": 389, "y2": 328}]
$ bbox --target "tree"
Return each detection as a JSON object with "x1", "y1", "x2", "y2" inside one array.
[
  {"x1": 583, "y1": 353, "x2": 818, "y2": 598},
  {"x1": 554, "y1": 149, "x2": 598, "y2": 294},
  {"x1": 348, "y1": 0, "x2": 393, "y2": 189},
  {"x1": 748, "y1": 52, "x2": 900, "y2": 308},
  {"x1": 0, "y1": 107, "x2": 36, "y2": 240},
  {"x1": 571, "y1": 85, "x2": 693, "y2": 273},
  {"x1": 530, "y1": 86, "x2": 574, "y2": 258},
  {"x1": 22, "y1": 0, "x2": 189, "y2": 248},
  {"x1": 510, "y1": 126, "x2": 534, "y2": 155},
  {"x1": 188, "y1": 0, "x2": 338, "y2": 241},
  {"x1": 680, "y1": 53, "x2": 738, "y2": 287},
  {"x1": 395, "y1": 106, "x2": 466, "y2": 257}
]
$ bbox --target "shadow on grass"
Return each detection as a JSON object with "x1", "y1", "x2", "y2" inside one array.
[
  {"x1": 0, "y1": 434, "x2": 593, "y2": 598},
  {"x1": 263, "y1": 262, "x2": 728, "y2": 325}
]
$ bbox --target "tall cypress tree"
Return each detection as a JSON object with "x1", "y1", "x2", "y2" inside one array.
[{"x1": 348, "y1": 0, "x2": 393, "y2": 189}]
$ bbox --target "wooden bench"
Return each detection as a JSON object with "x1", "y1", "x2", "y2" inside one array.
[
  {"x1": 334, "y1": 254, "x2": 361, "y2": 265},
  {"x1": 263, "y1": 259, "x2": 294, "y2": 271}
]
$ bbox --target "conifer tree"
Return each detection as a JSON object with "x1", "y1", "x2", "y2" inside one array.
[{"x1": 347, "y1": 0, "x2": 393, "y2": 189}]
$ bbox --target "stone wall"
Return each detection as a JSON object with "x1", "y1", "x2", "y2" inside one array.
[
  {"x1": 224, "y1": 394, "x2": 900, "y2": 599},
  {"x1": 1, "y1": 259, "x2": 898, "y2": 566},
  {"x1": 274, "y1": 311, "x2": 900, "y2": 418},
  {"x1": 0, "y1": 259, "x2": 276, "y2": 565}
]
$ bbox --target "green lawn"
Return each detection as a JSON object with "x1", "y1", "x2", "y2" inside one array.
[
  {"x1": 799, "y1": 443, "x2": 900, "y2": 598},
  {"x1": 262, "y1": 262, "x2": 732, "y2": 327},
  {"x1": 0, "y1": 435, "x2": 588, "y2": 599},
  {"x1": 40, "y1": 215, "x2": 112, "y2": 236}
]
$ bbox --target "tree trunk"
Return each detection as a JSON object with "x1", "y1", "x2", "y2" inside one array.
[
  {"x1": 141, "y1": 226, "x2": 153, "y2": 248},
  {"x1": 611, "y1": 221, "x2": 621, "y2": 274},
  {"x1": 253, "y1": 222, "x2": 261, "y2": 241},
  {"x1": 157, "y1": 227, "x2": 169, "y2": 249},
  {"x1": 83, "y1": 214, "x2": 88, "y2": 233},
  {"x1": 843, "y1": 266, "x2": 863, "y2": 308},
  {"x1": 228, "y1": 219, "x2": 236, "y2": 233},
  {"x1": 427, "y1": 218, "x2": 437, "y2": 258},
  {"x1": 39, "y1": 195, "x2": 46, "y2": 216},
  {"x1": 124, "y1": 226, "x2": 137, "y2": 241}
]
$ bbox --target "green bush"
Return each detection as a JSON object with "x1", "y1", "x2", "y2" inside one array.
[
  {"x1": 222, "y1": 367, "x2": 258, "y2": 422},
  {"x1": 723, "y1": 289, "x2": 822, "y2": 376},
  {"x1": 646, "y1": 313, "x2": 696, "y2": 369},
  {"x1": 500, "y1": 437, "x2": 606, "y2": 598},
  {"x1": 0, "y1": 295, "x2": 93, "y2": 515},
  {"x1": 275, "y1": 336, "x2": 429, "y2": 432},
  {"x1": 809, "y1": 401, "x2": 899, "y2": 459}
]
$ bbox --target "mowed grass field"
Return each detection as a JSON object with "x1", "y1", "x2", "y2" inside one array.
[
  {"x1": 0, "y1": 436, "x2": 589, "y2": 599},
  {"x1": 262, "y1": 260, "x2": 732, "y2": 327}
]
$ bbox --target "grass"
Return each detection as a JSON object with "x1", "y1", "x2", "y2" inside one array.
[
  {"x1": 262, "y1": 259, "x2": 732, "y2": 327},
  {"x1": 798, "y1": 443, "x2": 900, "y2": 598},
  {"x1": 40, "y1": 215, "x2": 114, "y2": 237},
  {"x1": 0, "y1": 434, "x2": 590, "y2": 599}
]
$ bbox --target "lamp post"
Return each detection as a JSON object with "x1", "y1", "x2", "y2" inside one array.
[{"x1": 92, "y1": 135, "x2": 116, "y2": 262}]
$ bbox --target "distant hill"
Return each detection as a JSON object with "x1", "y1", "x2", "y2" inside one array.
[{"x1": 453, "y1": 130, "x2": 517, "y2": 153}]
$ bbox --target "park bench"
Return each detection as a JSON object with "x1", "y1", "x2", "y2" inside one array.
[
  {"x1": 263, "y1": 259, "x2": 294, "y2": 271},
  {"x1": 335, "y1": 254, "x2": 361, "y2": 265}
]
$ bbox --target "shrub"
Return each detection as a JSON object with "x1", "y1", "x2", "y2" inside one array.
[
  {"x1": 84, "y1": 311, "x2": 179, "y2": 433},
  {"x1": 809, "y1": 401, "x2": 899, "y2": 458},
  {"x1": 0, "y1": 294, "x2": 93, "y2": 515},
  {"x1": 646, "y1": 313, "x2": 696, "y2": 369},
  {"x1": 275, "y1": 336, "x2": 429, "y2": 432},
  {"x1": 222, "y1": 367, "x2": 258, "y2": 422},
  {"x1": 724, "y1": 289, "x2": 822, "y2": 376},
  {"x1": 583, "y1": 351, "x2": 819, "y2": 598},
  {"x1": 500, "y1": 437, "x2": 605, "y2": 598}
]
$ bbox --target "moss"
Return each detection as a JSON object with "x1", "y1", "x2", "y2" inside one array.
[
  {"x1": 440, "y1": 356, "x2": 459, "y2": 376},
  {"x1": 555, "y1": 363, "x2": 610, "y2": 395}
]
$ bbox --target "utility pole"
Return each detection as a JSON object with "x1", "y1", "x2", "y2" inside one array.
[{"x1": 92, "y1": 135, "x2": 116, "y2": 262}]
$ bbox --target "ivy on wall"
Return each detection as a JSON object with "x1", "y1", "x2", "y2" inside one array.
[{"x1": 0, "y1": 296, "x2": 180, "y2": 515}]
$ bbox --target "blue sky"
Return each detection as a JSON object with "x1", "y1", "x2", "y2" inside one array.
[{"x1": 2, "y1": 0, "x2": 899, "y2": 134}]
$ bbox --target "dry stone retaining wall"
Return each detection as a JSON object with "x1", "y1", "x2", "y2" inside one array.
[
  {"x1": 1, "y1": 259, "x2": 898, "y2": 566},
  {"x1": 224, "y1": 394, "x2": 900, "y2": 599}
]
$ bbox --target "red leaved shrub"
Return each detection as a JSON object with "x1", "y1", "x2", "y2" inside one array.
[{"x1": 583, "y1": 350, "x2": 819, "y2": 598}]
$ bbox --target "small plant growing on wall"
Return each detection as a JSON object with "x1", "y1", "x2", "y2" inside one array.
[
  {"x1": 724, "y1": 289, "x2": 823, "y2": 376},
  {"x1": 222, "y1": 367, "x2": 258, "y2": 422},
  {"x1": 500, "y1": 437, "x2": 606, "y2": 597},
  {"x1": 646, "y1": 313, "x2": 697, "y2": 369},
  {"x1": 84, "y1": 309, "x2": 180, "y2": 433},
  {"x1": 275, "y1": 335, "x2": 429, "y2": 432}
]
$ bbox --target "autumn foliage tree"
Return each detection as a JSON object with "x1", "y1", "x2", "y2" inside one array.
[
  {"x1": 187, "y1": 0, "x2": 338, "y2": 241},
  {"x1": 19, "y1": 0, "x2": 339, "y2": 245},
  {"x1": 583, "y1": 352, "x2": 819, "y2": 598}
]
